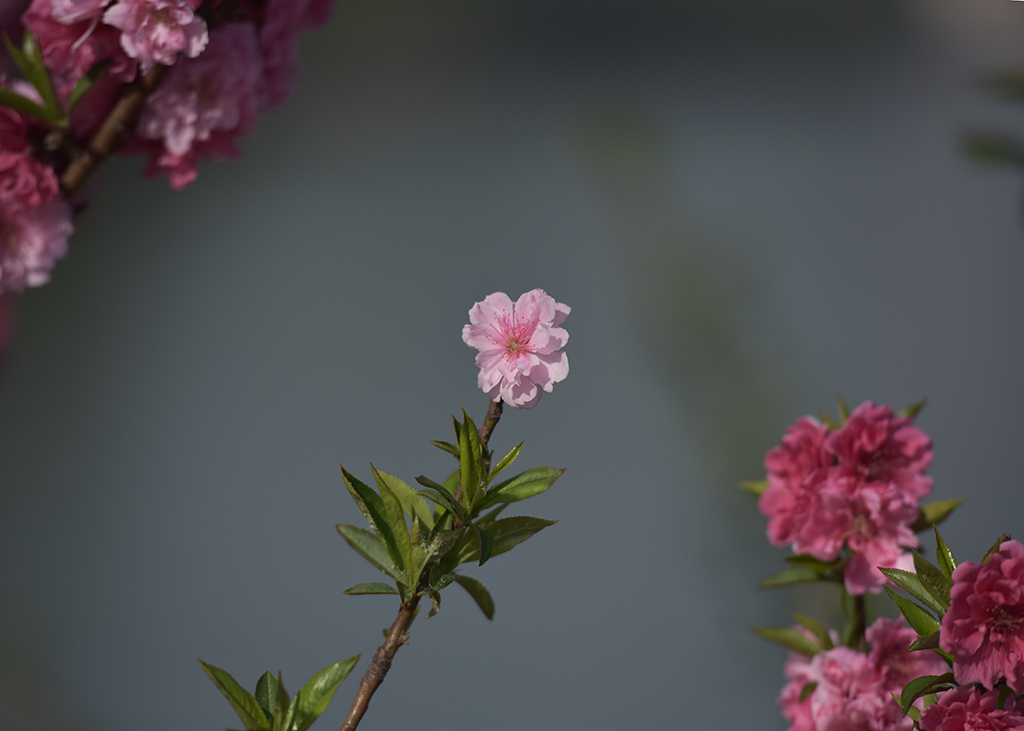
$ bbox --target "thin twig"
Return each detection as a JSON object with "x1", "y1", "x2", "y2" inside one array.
[{"x1": 339, "y1": 398, "x2": 505, "y2": 731}]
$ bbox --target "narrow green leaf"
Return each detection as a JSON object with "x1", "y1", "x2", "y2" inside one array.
[
  {"x1": 373, "y1": 466, "x2": 411, "y2": 565},
  {"x1": 792, "y1": 613, "x2": 834, "y2": 650},
  {"x1": 272, "y1": 672, "x2": 290, "y2": 731},
  {"x1": 799, "y1": 681, "x2": 818, "y2": 702},
  {"x1": 752, "y1": 627, "x2": 821, "y2": 657},
  {"x1": 913, "y1": 552, "x2": 952, "y2": 612},
  {"x1": 404, "y1": 515, "x2": 429, "y2": 589},
  {"x1": 0, "y1": 88, "x2": 53, "y2": 123},
  {"x1": 254, "y1": 672, "x2": 278, "y2": 723},
  {"x1": 818, "y1": 411, "x2": 839, "y2": 430},
  {"x1": 476, "y1": 503, "x2": 508, "y2": 527},
  {"x1": 907, "y1": 631, "x2": 940, "y2": 652},
  {"x1": 457, "y1": 516, "x2": 555, "y2": 562},
  {"x1": 199, "y1": 660, "x2": 270, "y2": 731},
  {"x1": 336, "y1": 524, "x2": 401, "y2": 581},
  {"x1": 884, "y1": 587, "x2": 940, "y2": 639},
  {"x1": 739, "y1": 480, "x2": 769, "y2": 497},
  {"x1": 425, "y1": 588, "x2": 441, "y2": 618},
  {"x1": 934, "y1": 527, "x2": 957, "y2": 581},
  {"x1": 372, "y1": 466, "x2": 434, "y2": 532},
  {"x1": 836, "y1": 394, "x2": 850, "y2": 423},
  {"x1": 429, "y1": 567, "x2": 454, "y2": 590},
  {"x1": 878, "y1": 568, "x2": 947, "y2": 617},
  {"x1": 340, "y1": 466, "x2": 407, "y2": 575},
  {"x1": 459, "y1": 411, "x2": 482, "y2": 508},
  {"x1": 430, "y1": 440, "x2": 460, "y2": 458},
  {"x1": 478, "y1": 467, "x2": 564, "y2": 511},
  {"x1": 453, "y1": 573, "x2": 495, "y2": 619},
  {"x1": 758, "y1": 567, "x2": 835, "y2": 588},
  {"x1": 488, "y1": 442, "x2": 522, "y2": 483},
  {"x1": 898, "y1": 398, "x2": 927, "y2": 419},
  {"x1": 900, "y1": 673, "x2": 955, "y2": 716},
  {"x1": 437, "y1": 528, "x2": 475, "y2": 575},
  {"x1": 911, "y1": 499, "x2": 965, "y2": 532},
  {"x1": 475, "y1": 525, "x2": 493, "y2": 566},
  {"x1": 983, "y1": 534, "x2": 1011, "y2": 563},
  {"x1": 291, "y1": 656, "x2": 360, "y2": 731},
  {"x1": 344, "y1": 582, "x2": 399, "y2": 595},
  {"x1": 416, "y1": 488, "x2": 466, "y2": 523},
  {"x1": 5, "y1": 33, "x2": 61, "y2": 124}
]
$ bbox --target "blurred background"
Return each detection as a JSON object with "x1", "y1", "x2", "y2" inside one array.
[{"x1": 2, "y1": 0, "x2": 1024, "y2": 729}]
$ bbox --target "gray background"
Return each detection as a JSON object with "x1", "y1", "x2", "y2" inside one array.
[{"x1": 2, "y1": 1, "x2": 1024, "y2": 729}]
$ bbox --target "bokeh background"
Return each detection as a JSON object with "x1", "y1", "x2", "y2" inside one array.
[{"x1": 3, "y1": 1, "x2": 1024, "y2": 729}]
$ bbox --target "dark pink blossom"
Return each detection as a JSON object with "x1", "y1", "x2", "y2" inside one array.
[
  {"x1": 919, "y1": 687, "x2": 1024, "y2": 731},
  {"x1": 941, "y1": 540, "x2": 1024, "y2": 694},
  {"x1": 259, "y1": 0, "x2": 332, "y2": 106},
  {"x1": 462, "y1": 289, "x2": 570, "y2": 409},
  {"x1": 778, "y1": 618, "x2": 947, "y2": 731},
  {"x1": 102, "y1": 0, "x2": 207, "y2": 73},
  {"x1": 50, "y1": 0, "x2": 110, "y2": 23},
  {"x1": 133, "y1": 22, "x2": 262, "y2": 188},
  {"x1": 0, "y1": 197, "x2": 73, "y2": 292}
]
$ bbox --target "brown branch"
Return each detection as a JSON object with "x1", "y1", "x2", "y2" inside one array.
[
  {"x1": 339, "y1": 398, "x2": 506, "y2": 731},
  {"x1": 58, "y1": 64, "x2": 166, "y2": 197}
]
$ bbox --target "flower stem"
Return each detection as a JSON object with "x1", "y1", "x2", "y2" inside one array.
[{"x1": 339, "y1": 400, "x2": 504, "y2": 731}]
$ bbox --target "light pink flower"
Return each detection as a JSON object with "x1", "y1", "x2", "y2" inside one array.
[
  {"x1": 50, "y1": 0, "x2": 110, "y2": 23},
  {"x1": 0, "y1": 197, "x2": 73, "y2": 293},
  {"x1": 102, "y1": 0, "x2": 207, "y2": 73},
  {"x1": 462, "y1": 289, "x2": 570, "y2": 409},
  {"x1": 919, "y1": 687, "x2": 1024, "y2": 731},
  {"x1": 259, "y1": 0, "x2": 332, "y2": 106},
  {"x1": 778, "y1": 618, "x2": 947, "y2": 731},
  {"x1": 941, "y1": 539, "x2": 1024, "y2": 694},
  {"x1": 133, "y1": 22, "x2": 262, "y2": 187}
]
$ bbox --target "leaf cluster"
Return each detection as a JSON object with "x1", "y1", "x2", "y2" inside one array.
[
  {"x1": 337, "y1": 410, "x2": 562, "y2": 619},
  {"x1": 200, "y1": 657, "x2": 359, "y2": 731},
  {"x1": 1, "y1": 32, "x2": 107, "y2": 127}
]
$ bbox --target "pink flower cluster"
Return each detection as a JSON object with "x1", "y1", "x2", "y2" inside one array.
[
  {"x1": 941, "y1": 539, "x2": 1024, "y2": 694},
  {"x1": 780, "y1": 618, "x2": 947, "y2": 731},
  {"x1": 462, "y1": 289, "x2": 570, "y2": 409},
  {"x1": 0, "y1": 105, "x2": 72, "y2": 293},
  {"x1": 758, "y1": 402, "x2": 933, "y2": 594},
  {"x1": 920, "y1": 687, "x2": 1024, "y2": 731}
]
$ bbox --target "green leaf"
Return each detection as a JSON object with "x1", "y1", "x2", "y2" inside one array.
[
  {"x1": 913, "y1": 552, "x2": 952, "y2": 612},
  {"x1": 340, "y1": 466, "x2": 407, "y2": 575},
  {"x1": 934, "y1": 527, "x2": 957, "y2": 581},
  {"x1": 884, "y1": 587, "x2": 941, "y2": 639},
  {"x1": 799, "y1": 682, "x2": 818, "y2": 702},
  {"x1": 474, "y1": 525, "x2": 493, "y2": 566},
  {"x1": 373, "y1": 466, "x2": 411, "y2": 566},
  {"x1": 488, "y1": 442, "x2": 522, "y2": 483},
  {"x1": 66, "y1": 59, "x2": 109, "y2": 113},
  {"x1": 478, "y1": 467, "x2": 564, "y2": 511},
  {"x1": 344, "y1": 582, "x2": 399, "y2": 595},
  {"x1": 453, "y1": 574, "x2": 495, "y2": 619},
  {"x1": 476, "y1": 503, "x2": 509, "y2": 527},
  {"x1": 443, "y1": 468, "x2": 460, "y2": 495},
  {"x1": 792, "y1": 613, "x2": 834, "y2": 650},
  {"x1": 4, "y1": 33, "x2": 62, "y2": 125},
  {"x1": 983, "y1": 534, "x2": 1011, "y2": 563},
  {"x1": 459, "y1": 411, "x2": 483, "y2": 508},
  {"x1": 758, "y1": 567, "x2": 836, "y2": 588},
  {"x1": 786, "y1": 554, "x2": 841, "y2": 571},
  {"x1": 430, "y1": 440, "x2": 460, "y2": 458},
  {"x1": 476, "y1": 516, "x2": 555, "y2": 560},
  {"x1": 336, "y1": 524, "x2": 401, "y2": 581},
  {"x1": 372, "y1": 466, "x2": 434, "y2": 532},
  {"x1": 836, "y1": 394, "x2": 850, "y2": 423},
  {"x1": 404, "y1": 516, "x2": 429, "y2": 593},
  {"x1": 425, "y1": 588, "x2": 441, "y2": 618},
  {"x1": 911, "y1": 499, "x2": 965, "y2": 532},
  {"x1": 878, "y1": 568, "x2": 947, "y2": 617},
  {"x1": 199, "y1": 660, "x2": 271, "y2": 731},
  {"x1": 255, "y1": 672, "x2": 278, "y2": 723},
  {"x1": 907, "y1": 631, "x2": 941, "y2": 652},
  {"x1": 818, "y1": 411, "x2": 839, "y2": 430},
  {"x1": 739, "y1": 480, "x2": 769, "y2": 497},
  {"x1": 898, "y1": 398, "x2": 927, "y2": 419},
  {"x1": 840, "y1": 587, "x2": 863, "y2": 648},
  {"x1": 900, "y1": 673, "x2": 954, "y2": 716},
  {"x1": 291, "y1": 656, "x2": 360, "y2": 731},
  {"x1": 429, "y1": 567, "x2": 454, "y2": 590},
  {"x1": 0, "y1": 88, "x2": 53, "y2": 123},
  {"x1": 416, "y1": 487, "x2": 466, "y2": 523},
  {"x1": 272, "y1": 672, "x2": 290, "y2": 731},
  {"x1": 752, "y1": 627, "x2": 821, "y2": 657}
]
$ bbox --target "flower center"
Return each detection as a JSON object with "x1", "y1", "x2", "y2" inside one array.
[{"x1": 498, "y1": 315, "x2": 535, "y2": 361}]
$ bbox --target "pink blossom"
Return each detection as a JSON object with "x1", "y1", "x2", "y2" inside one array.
[
  {"x1": 826, "y1": 402, "x2": 933, "y2": 500},
  {"x1": 50, "y1": 0, "x2": 110, "y2": 23},
  {"x1": 941, "y1": 539, "x2": 1024, "y2": 694},
  {"x1": 919, "y1": 687, "x2": 1024, "y2": 731},
  {"x1": 259, "y1": 0, "x2": 332, "y2": 106},
  {"x1": 0, "y1": 197, "x2": 73, "y2": 293},
  {"x1": 102, "y1": 0, "x2": 207, "y2": 73},
  {"x1": 133, "y1": 22, "x2": 262, "y2": 188},
  {"x1": 778, "y1": 618, "x2": 947, "y2": 731},
  {"x1": 462, "y1": 289, "x2": 570, "y2": 409}
]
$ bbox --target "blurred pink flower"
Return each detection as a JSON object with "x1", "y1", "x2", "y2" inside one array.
[
  {"x1": 759, "y1": 402, "x2": 933, "y2": 595},
  {"x1": 133, "y1": 21, "x2": 262, "y2": 188},
  {"x1": 779, "y1": 618, "x2": 947, "y2": 731},
  {"x1": 50, "y1": 0, "x2": 109, "y2": 23},
  {"x1": 941, "y1": 539, "x2": 1024, "y2": 694},
  {"x1": 259, "y1": 0, "x2": 332, "y2": 106},
  {"x1": 920, "y1": 687, "x2": 1024, "y2": 731},
  {"x1": 103, "y1": 0, "x2": 207, "y2": 73},
  {"x1": 462, "y1": 289, "x2": 570, "y2": 409}
]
